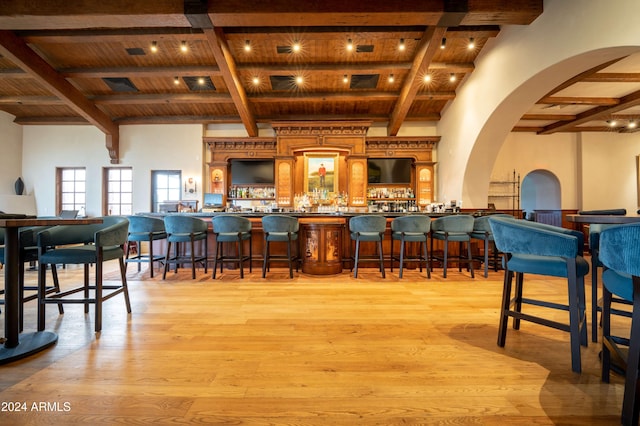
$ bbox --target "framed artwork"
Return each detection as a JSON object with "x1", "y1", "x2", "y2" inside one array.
[{"x1": 304, "y1": 153, "x2": 338, "y2": 194}]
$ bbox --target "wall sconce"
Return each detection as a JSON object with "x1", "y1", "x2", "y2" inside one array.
[{"x1": 184, "y1": 177, "x2": 197, "y2": 194}]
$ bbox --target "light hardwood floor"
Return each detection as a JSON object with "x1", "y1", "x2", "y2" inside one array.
[{"x1": 0, "y1": 260, "x2": 628, "y2": 425}]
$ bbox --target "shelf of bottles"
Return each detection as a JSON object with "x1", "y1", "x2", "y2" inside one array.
[
  {"x1": 228, "y1": 185, "x2": 275, "y2": 200},
  {"x1": 293, "y1": 191, "x2": 349, "y2": 213},
  {"x1": 367, "y1": 187, "x2": 419, "y2": 212}
]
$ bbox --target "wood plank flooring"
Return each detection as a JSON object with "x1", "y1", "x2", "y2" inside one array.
[{"x1": 0, "y1": 260, "x2": 628, "y2": 425}]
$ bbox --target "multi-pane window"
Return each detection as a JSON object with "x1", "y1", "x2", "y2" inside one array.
[
  {"x1": 151, "y1": 170, "x2": 181, "y2": 212},
  {"x1": 104, "y1": 167, "x2": 133, "y2": 216},
  {"x1": 57, "y1": 167, "x2": 86, "y2": 215}
]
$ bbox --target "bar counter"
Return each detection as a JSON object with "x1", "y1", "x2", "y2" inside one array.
[{"x1": 146, "y1": 210, "x2": 496, "y2": 275}]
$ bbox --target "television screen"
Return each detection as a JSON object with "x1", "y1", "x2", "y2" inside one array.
[
  {"x1": 367, "y1": 158, "x2": 412, "y2": 184},
  {"x1": 203, "y1": 193, "x2": 223, "y2": 206},
  {"x1": 230, "y1": 160, "x2": 275, "y2": 184}
]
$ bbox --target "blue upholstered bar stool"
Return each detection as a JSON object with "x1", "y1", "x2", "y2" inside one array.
[
  {"x1": 470, "y1": 214, "x2": 512, "y2": 278},
  {"x1": 162, "y1": 215, "x2": 208, "y2": 279},
  {"x1": 430, "y1": 214, "x2": 475, "y2": 278},
  {"x1": 599, "y1": 223, "x2": 640, "y2": 425},
  {"x1": 390, "y1": 215, "x2": 430, "y2": 278},
  {"x1": 125, "y1": 215, "x2": 167, "y2": 278},
  {"x1": 349, "y1": 215, "x2": 386, "y2": 278},
  {"x1": 212, "y1": 215, "x2": 252, "y2": 279},
  {"x1": 262, "y1": 215, "x2": 299, "y2": 279},
  {"x1": 489, "y1": 216, "x2": 588, "y2": 373},
  {"x1": 36, "y1": 216, "x2": 131, "y2": 333}
]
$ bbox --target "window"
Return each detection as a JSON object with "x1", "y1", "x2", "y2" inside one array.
[
  {"x1": 57, "y1": 167, "x2": 86, "y2": 215},
  {"x1": 103, "y1": 167, "x2": 133, "y2": 216},
  {"x1": 151, "y1": 170, "x2": 181, "y2": 212}
]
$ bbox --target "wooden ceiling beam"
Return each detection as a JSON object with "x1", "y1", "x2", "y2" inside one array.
[
  {"x1": 388, "y1": 26, "x2": 447, "y2": 136},
  {"x1": 582, "y1": 73, "x2": 640, "y2": 83},
  {"x1": 538, "y1": 96, "x2": 620, "y2": 106},
  {"x1": 541, "y1": 57, "x2": 627, "y2": 98},
  {"x1": 204, "y1": 27, "x2": 257, "y2": 136},
  {"x1": 539, "y1": 89, "x2": 640, "y2": 135},
  {"x1": 0, "y1": 29, "x2": 120, "y2": 162}
]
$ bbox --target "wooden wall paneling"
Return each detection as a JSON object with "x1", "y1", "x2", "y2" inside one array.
[{"x1": 275, "y1": 157, "x2": 294, "y2": 206}]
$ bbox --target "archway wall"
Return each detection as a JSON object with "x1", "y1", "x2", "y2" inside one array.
[
  {"x1": 436, "y1": 0, "x2": 640, "y2": 208},
  {"x1": 521, "y1": 169, "x2": 561, "y2": 215}
]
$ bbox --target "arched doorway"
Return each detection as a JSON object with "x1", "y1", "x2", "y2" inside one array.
[{"x1": 521, "y1": 169, "x2": 561, "y2": 224}]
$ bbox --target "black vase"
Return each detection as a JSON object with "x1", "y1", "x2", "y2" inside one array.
[{"x1": 14, "y1": 177, "x2": 24, "y2": 195}]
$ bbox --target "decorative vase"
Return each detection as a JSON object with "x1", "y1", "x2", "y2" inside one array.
[{"x1": 14, "y1": 177, "x2": 24, "y2": 195}]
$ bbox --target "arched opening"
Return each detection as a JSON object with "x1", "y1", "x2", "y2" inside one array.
[{"x1": 521, "y1": 169, "x2": 561, "y2": 224}]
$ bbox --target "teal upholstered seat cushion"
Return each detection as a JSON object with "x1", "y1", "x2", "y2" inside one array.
[
  {"x1": 431, "y1": 215, "x2": 474, "y2": 242},
  {"x1": 212, "y1": 215, "x2": 252, "y2": 242},
  {"x1": 164, "y1": 215, "x2": 208, "y2": 243},
  {"x1": 391, "y1": 215, "x2": 430, "y2": 242},
  {"x1": 349, "y1": 215, "x2": 386, "y2": 241},
  {"x1": 602, "y1": 269, "x2": 633, "y2": 302},
  {"x1": 263, "y1": 215, "x2": 299, "y2": 242},
  {"x1": 507, "y1": 253, "x2": 589, "y2": 278},
  {"x1": 127, "y1": 215, "x2": 167, "y2": 242}
]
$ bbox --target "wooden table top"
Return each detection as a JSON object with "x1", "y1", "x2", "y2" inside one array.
[{"x1": 566, "y1": 214, "x2": 640, "y2": 224}]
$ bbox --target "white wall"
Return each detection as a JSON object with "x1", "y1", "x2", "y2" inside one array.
[
  {"x1": 22, "y1": 123, "x2": 203, "y2": 216},
  {"x1": 0, "y1": 111, "x2": 23, "y2": 195}
]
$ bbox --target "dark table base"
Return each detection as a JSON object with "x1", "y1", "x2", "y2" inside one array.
[{"x1": 0, "y1": 331, "x2": 58, "y2": 365}]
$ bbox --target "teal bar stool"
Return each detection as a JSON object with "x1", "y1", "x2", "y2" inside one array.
[
  {"x1": 125, "y1": 215, "x2": 167, "y2": 278},
  {"x1": 36, "y1": 216, "x2": 131, "y2": 333},
  {"x1": 390, "y1": 215, "x2": 430, "y2": 278},
  {"x1": 262, "y1": 215, "x2": 299, "y2": 279},
  {"x1": 349, "y1": 215, "x2": 386, "y2": 278},
  {"x1": 212, "y1": 215, "x2": 252, "y2": 278},
  {"x1": 470, "y1": 213, "x2": 513, "y2": 278},
  {"x1": 430, "y1": 214, "x2": 475, "y2": 278},
  {"x1": 489, "y1": 216, "x2": 588, "y2": 373},
  {"x1": 162, "y1": 215, "x2": 208, "y2": 279},
  {"x1": 599, "y1": 223, "x2": 640, "y2": 425}
]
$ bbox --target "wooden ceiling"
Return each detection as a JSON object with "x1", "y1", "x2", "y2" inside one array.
[{"x1": 0, "y1": 1, "x2": 550, "y2": 161}]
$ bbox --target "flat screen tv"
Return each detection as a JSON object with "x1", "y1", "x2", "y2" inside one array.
[
  {"x1": 230, "y1": 159, "x2": 275, "y2": 184},
  {"x1": 203, "y1": 193, "x2": 223, "y2": 207},
  {"x1": 367, "y1": 158, "x2": 412, "y2": 184}
]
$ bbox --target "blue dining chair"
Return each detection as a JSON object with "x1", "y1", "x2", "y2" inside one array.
[
  {"x1": 36, "y1": 216, "x2": 131, "y2": 333},
  {"x1": 262, "y1": 215, "x2": 299, "y2": 279},
  {"x1": 489, "y1": 216, "x2": 589, "y2": 373},
  {"x1": 599, "y1": 223, "x2": 640, "y2": 425},
  {"x1": 125, "y1": 215, "x2": 167, "y2": 278},
  {"x1": 349, "y1": 215, "x2": 386, "y2": 278},
  {"x1": 390, "y1": 215, "x2": 430, "y2": 278},
  {"x1": 430, "y1": 214, "x2": 475, "y2": 278},
  {"x1": 212, "y1": 215, "x2": 252, "y2": 279},
  {"x1": 470, "y1": 213, "x2": 513, "y2": 278},
  {"x1": 162, "y1": 215, "x2": 208, "y2": 279}
]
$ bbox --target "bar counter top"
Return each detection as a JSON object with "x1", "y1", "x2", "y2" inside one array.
[{"x1": 144, "y1": 210, "x2": 495, "y2": 219}]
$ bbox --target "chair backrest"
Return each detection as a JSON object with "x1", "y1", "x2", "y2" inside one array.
[
  {"x1": 212, "y1": 215, "x2": 252, "y2": 234},
  {"x1": 391, "y1": 215, "x2": 430, "y2": 233},
  {"x1": 349, "y1": 215, "x2": 387, "y2": 233},
  {"x1": 473, "y1": 213, "x2": 513, "y2": 233},
  {"x1": 262, "y1": 215, "x2": 298, "y2": 234},
  {"x1": 164, "y1": 215, "x2": 208, "y2": 234},
  {"x1": 59, "y1": 209, "x2": 78, "y2": 218},
  {"x1": 489, "y1": 216, "x2": 580, "y2": 258},
  {"x1": 127, "y1": 215, "x2": 166, "y2": 233},
  {"x1": 38, "y1": 216, "x2": 129, "y2": 247},
  {"x1": 431, "y1": 214, "x2": 475, "y2": 233},
  {"x1": 599, "y1": 223, "x2": 640, "y2": 276}
]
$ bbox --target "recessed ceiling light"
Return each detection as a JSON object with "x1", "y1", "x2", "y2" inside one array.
[
  {"x1": 399, "y1": 39, "x2": 405, "y2": 51},
  {"x1": 440, "y1": 38, "x2": 446, "y2": 49},
  {"x1": 343, "y1": 74, "x2": 349, "y2": 84},
  {"x1": 423, "y1": 74, "x2": 431, "y2": 83},
  {"x1": 174, "y1": 76, "x2": 180, "y2": 85},
  {"x1": 388, "y1": 74, "x2": 395, "y2": 83},
  {"x1": 180, "y1": 41, "x2": 188, "y2": 53},
  {"x1": 150, "y1": 41, "x2": 158, "y2": 53},
  {"x1": 292, "y1": 41, "x2": 301, "y2": 53},
  {"x1": 295, "y1": 75, "x2": 303, "y2": 85},
  {"x1": 244, "y1": 40, "x2": 251, "y2": 52},
  {"x1": 449, "y1": 73, "x2": 456, "y2": 82},
  {"x1": 468, "y1": 38, "x2": 475, "y2": 49},
  {"x1": 252, "y1": 76, "x2": 260, "y2": 85},
  {"x1": 346, "y1": 38, "x2": 353, "y2": 52}
]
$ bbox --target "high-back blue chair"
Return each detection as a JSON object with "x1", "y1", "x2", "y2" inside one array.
[
  {"x1": 212, "y1": 215, "x2": 252, "y2": 279},
  {"x1": 262, "y1": 215, "x2": 299, "y2": 279},
  {"x1": 430, "y1": 214, "x2": 475, "y2": 278},
  {"x1": 489, "y1": 216, "x2": 589, "y2": 373},
  {"x1": 599, "y1": 223, "x2": 640, "y2": 425},
  {"x1": 470, "y1": 213, "x2": 513, "y2": 278},
  {"x1": 125, "y1": 215, "x2": 167, "y2": 278},
  {"x1": 162, "y1": 215, "x2": 208, "y2": 279},
  {"x1": 390, "y1": 215, "x2": 430, "y2": 278},
  {"x1": 349, "y1": 215, "x2": 387, "y2": 278},
  {"x1": 36, "y1": 216, "x2": 131, "y2": 333}
]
